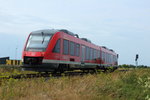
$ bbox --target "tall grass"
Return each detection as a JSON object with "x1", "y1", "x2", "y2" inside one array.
[{"x1": 0, "y1": 68, "x2": 150, "y2": 100}]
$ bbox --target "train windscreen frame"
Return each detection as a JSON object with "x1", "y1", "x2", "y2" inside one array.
[{"x1": 25, "y1": 34, "x2": 52, "y2": 52}]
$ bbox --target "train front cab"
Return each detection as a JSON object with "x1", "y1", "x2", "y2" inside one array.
[
  {"x1": 22, "y1": 30, "x2": 60, "y2": 72},
  {"x1": 22, "y1": 30, "x2": 81, "y2": 72}
]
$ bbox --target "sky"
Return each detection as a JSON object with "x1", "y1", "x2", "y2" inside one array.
[{"x1": 0, "y1": 0, "x2": 150, "y2": 66}]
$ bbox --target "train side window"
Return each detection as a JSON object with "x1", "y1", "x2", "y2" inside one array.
[
  {"x1": 90, "y1": 48, "x2": 93, "y2": 60},
  {"x1": 113, "y1": 56, "x2": 114, "y2": 62},
  {"x1": 92, "y1": 48, "x2": 94, "y2": 60},
  {"x1": 110, "y1": 54, "x2": 112, "y2": 63},
  {"x1": 96, "y1": 50, "x2": 99, "y2": 59},
  {"x1": 103, "y1": 52, "x2": 105, "y2": 61},
  {"x1": 88, "y1": 47, "x2": 90, "y2": 60},
  {"x1": 105, "y1": 53, "x2": 108, "y2": 63},
  {"x1": 109, "y1": 54, "x2": 111, "y2": 63},
  {"x1": 98, "y1": 50, "x2": 100, "y2": 59},
  {"x1": 76, "y1": 43, "x2": 80, "y2": 56},
  {"x1": 85, "y1": 47, "x2": 87, "y2": 60},
  {"x1": 109, "y1": 55, "x2": 110, "y2": 63},
  {"x1": 107, "y1": 53, "x2": 109, "y2": 63},
  {"x1": 112, "y1": 55, "x2": 114, "y2": 63},
  {"x1": 89, "y1": 48, "x2": 91, "y2": 60},
  {"x1": 63, "y1": 39, "x2": 69, "y2": 55},
  {"x1": 114, "y1": 56, "x2": 116, "y2": 62},
  {"x1": 89, "y1": 47, "x2": 91, "y2": 60},
  {"x1": 101, "y1": 52, "x2": 103, "y2": 60},
  {"x1": 91, "y1": 48, "x2": 93, "y2": 60},
  {"x1": 107, "y1": 53, "x2": 108, "y2": 63},
  {"x1": 111, "y1": 55, "x2": 112, "y2": 63},
  {"x1": 70, "y1": 41, "x2": 75, "y2": 56},
  {"x1": 94, "y1": 49, "x2": 97, "y2": 59},
  {"x1": 105, "y1": 53, "x2": 107, "y2": 62},
  {"x1": 115, "y1": 56, "x2": 117, "y2": 62},
  {"x1": 86, "y1": 46, "x2": 89, "y2": 60},
  {"x1": 53, "y1": 39, "x2": 60, "y2": 53}
]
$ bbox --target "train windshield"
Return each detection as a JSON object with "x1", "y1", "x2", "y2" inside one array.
[{"x1": 26, "y1": 34, "x2": 52, "y2": 52}]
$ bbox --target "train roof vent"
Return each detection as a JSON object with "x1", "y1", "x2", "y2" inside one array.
[
  {"x1": 81, "y1": 38, "x2": 91, "y2": 43},
  {"x1": 109, "y1": 49, "x2": 114, "y2": 52},
  {"x1": 59, "y1": 29, "x2": 79, "y2": 38},
  {"x1": 102, "y1": 46, "x2": 108, "y2": 49}
]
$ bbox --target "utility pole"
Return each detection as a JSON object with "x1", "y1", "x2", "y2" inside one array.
[
  {"x1": 15, "y1": 47, "x2": 18, "y2": 60},
  {"x1": 135, "y1": 54, "x2": 139, "y2": 68}
]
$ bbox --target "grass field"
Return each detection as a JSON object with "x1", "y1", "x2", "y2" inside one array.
[{"x1": 0, "y1": 67, "x2": 150, "y2": 100}]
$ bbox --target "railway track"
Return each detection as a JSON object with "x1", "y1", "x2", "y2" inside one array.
[
  {"x1": 0, "y1": 68, "x2": 127, "y2": 80},
  {"x1": 0, "y1": 73, "x2": 51, "y2": 80},
  {"x1": 0, "y1": 70, "x2": 97, "y2": 80}
]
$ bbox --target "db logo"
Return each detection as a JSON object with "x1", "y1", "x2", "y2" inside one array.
[{"x1": 31, "y1": 52, "x2": 36, "y2": 56}]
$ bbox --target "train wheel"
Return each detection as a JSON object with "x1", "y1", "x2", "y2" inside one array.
[{"x1": 57, "y1": 65, "x2": 65, "y2": 73}]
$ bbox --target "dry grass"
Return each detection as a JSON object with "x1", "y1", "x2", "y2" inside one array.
[{"x1": 0, "y1": 68, "x2": 150, "y2": 100}]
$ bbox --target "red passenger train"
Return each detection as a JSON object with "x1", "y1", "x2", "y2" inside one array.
[{"x1": 22, "y1": 29, "x2": 118, "y2": 72}]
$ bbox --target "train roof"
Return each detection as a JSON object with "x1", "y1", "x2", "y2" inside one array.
[
  {"x1": 31, "y1": 29, "x2": 94, "y2": 43},
  {"x1": 101, "y1": 46, "x2": 116, "y2": 54},
  {"x1": 30, "y1": 29, "x2": 116, "y2": 53},
  {"x1": 80, "y1": 38, "x2": 92, "y2": 43},
  {"x1": 31, "y1": 29, "x2": 79, "y2": 37},
  {"x1": 31, "y1": 29, "x2": 59, "y2": 35},
  {"x1": 59, "y1": 29, "x2": 79, "y2": 38}
]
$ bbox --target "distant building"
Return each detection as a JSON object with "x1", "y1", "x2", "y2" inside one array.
[{"x1": 0, "y1": 57, "x2": 10, "y2": 64}]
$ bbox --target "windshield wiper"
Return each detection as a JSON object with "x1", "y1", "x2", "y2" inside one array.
[{"x1": 41, "y1": 32, "x2": 45, "y2": 44}]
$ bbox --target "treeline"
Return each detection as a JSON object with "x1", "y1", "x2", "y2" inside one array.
[{"x1": 119, "y1": 64, "x2": 149, "y2": 68}]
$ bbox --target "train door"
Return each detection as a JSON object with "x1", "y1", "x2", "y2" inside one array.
[{"x1": 81, "y1": 45, "x2": 85, "y2": 63}]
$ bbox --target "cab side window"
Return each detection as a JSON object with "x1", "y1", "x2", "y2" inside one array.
[{"x1": 53, "y1": 39, "x2": 60, "y2": 53}]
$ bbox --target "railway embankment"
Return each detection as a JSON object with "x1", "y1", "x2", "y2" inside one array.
[{"x1": 0, "y1": 67, "x2": 150, "y2": 100}]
